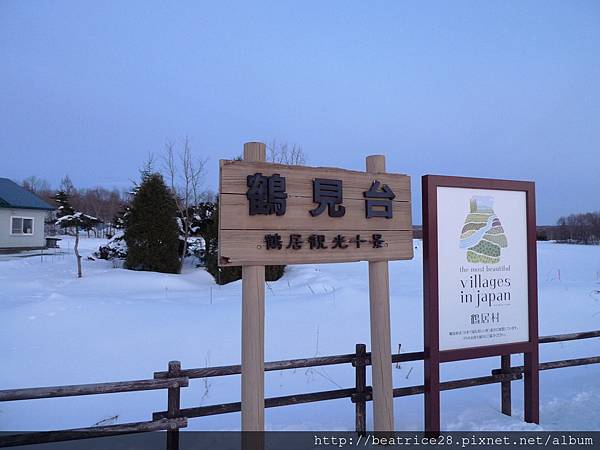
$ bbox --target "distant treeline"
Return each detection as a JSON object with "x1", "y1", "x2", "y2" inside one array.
[
  {"x1": 22, "y1": 175, "x2": 600, "y2": 246},
  {"x1": 19, "y1": 139, "x2": 301, "y2": 238},
  {"x1": 552, "y1": 211, "x2": 600, "y2": 245},
  {"x1": 415, "y1": 211, "x2": 600, "y2": 245},
  {"x1": 21, "y1": 175, "x2": 128, "y2": 237}
]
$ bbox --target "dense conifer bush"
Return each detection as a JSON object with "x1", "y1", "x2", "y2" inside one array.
[
  {"x1": 196, "y1": 201, "x2": 285, "y2": 285},
  {"x1": 124, "y1": 173, "x2": 180, "y2": 273}
]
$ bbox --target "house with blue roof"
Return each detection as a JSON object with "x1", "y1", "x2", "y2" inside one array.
[{"x1": 0, "y1": 178, "x2": 55, "y2": 251}]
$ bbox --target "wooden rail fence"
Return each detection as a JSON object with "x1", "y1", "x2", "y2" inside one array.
[{"x1": 0, "y1": 329, "x2": 598, "y2": 448}]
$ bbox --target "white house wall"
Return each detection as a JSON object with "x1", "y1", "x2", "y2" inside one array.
[{"x1": 0, "y1": 208, "x2": 49, "y2": 249}]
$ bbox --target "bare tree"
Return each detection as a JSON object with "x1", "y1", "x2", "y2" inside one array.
[
  {"x1": 267, "y1": 140, "x2": 306, "y2": 165},
  {"x1": 75, "y1": 187, "x2": 125, "y2": 237},
  {"x1": 55, "y1": 189, "x2": 101, "y2": 278},
  {"x1": 202, "y1": 189, "x2": 217, "y2": 203},
  {"x1": 556, "y1": 211, "x2": 600, "y2": 244},
  {"x1": 22, "y1": 176, "x2": 51, "y2": 194},
  {"x1": 60, "y1": 175, "x2": 76, "y2": 196},
  {"x1": 163, "y1": 137, "x2": 208, "y2": 273},
  {"x1": 57, "y1": 212, "x2": 101, "y2": 278},
  {"x1": 22, "y1": 176, "x2": 55, "y2": 207}
]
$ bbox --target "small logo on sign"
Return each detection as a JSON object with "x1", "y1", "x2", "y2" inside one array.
[{"x1": 459, "y1": 196, "x2": 508, "y2": 264}]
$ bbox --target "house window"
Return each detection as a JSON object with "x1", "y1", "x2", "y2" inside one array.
[{"x1": 11, "y1": 217, "x2": 34, "y2": 235}]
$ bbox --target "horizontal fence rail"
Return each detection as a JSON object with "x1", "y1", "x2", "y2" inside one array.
[
  {"x1": 0, "y1": 418, "x2": 187, "y2": 448},
  {"x1": 153, "y1": 351, "x2": 426, "y2": 380},
  {"x1": 538, "y1": 329, "x2": 600, "y2": 343},
  {"x1": 0, "y1": 378, "x2": 188, "y2": 402},
  {"x1": 0, "y1": 329, "x2": 598, "y2": 449},
  {"x1": 492, "y1": 356, "x2": 600, "y2": 375},
  {"x1": 151, "y1": 373, "x2": 524, "y2": 421}
]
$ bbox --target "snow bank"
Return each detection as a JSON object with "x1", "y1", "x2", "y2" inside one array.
[{"x1": 0, "y1": 238, "x2": 598, "y2": 431}]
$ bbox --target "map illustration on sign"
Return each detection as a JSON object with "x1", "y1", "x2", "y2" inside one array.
[{"x1": 459, "y1": 196, "x2": 508, "y2": 264}]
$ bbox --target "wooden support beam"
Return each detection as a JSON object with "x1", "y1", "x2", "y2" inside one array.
[
  {"x1": 366, "y1": 155, "x2": 394, "y2": 432},
  {"x1": 241, "y1": 142, "x2": 266, "y2": 432}
]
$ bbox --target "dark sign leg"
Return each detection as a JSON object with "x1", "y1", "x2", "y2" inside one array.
[
  {"x1": 500, "y1": 355, "x2": 512, "y2": 416},
  {"x1": 424, "y1": 358, "x2": 440, "y2": 433},
  {"x1": 422, "y1": 175, "x2": 441, "y2": 434},
  {"x1": 525, "y1": 182, "x2": 540, "y2": 424},
  {"x1": 524, "y1": 349, "x2": 540, "y2": 424}
]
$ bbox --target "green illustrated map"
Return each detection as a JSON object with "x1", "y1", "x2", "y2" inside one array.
[{"x1": 459, "y1": 196, "x2": 508, "y2": 264}]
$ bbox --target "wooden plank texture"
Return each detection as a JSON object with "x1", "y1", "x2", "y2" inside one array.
[
  {"x1": 0, "y1": 377, "x2": 188, "y2": 402},
  {"x1": 241, "y1": 264, "x2": 265, "y2": 431},
  {"x1": 240, "y1": 142, "x2": 266, "y2": 434},
  {"x1": 220, "y1": 160, "x2": 411, "y2": 201},
  {"x1": 353, "y1": 344, "x2": 367, "y2": 434},
  {"x1": 166, "y1": 361, "x2": 181, "y2": 450},
  {"x1": 0, "y1": 418, "x2": 187, "y2": 447},
  {"x1": 219, "y1": 229, "x2": 413, "y2": 266},
  {"x1": 154, "y1": 349, "x2": 425, "y2": 380},
  {"x1": 220, "y1": 194, "x2": 412, "y2": 231},
  {"x1": 219, "y1": 159, "x2": 412, "y2": 266},
  {"x1": 366, "y1": 154, "x2": 394, "y2": 432},
  {"x1": 538, "y1": 330, "x2": 600, "y2": 343}
]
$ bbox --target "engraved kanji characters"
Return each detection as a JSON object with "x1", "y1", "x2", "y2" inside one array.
[
  {"x1": 308, "y1": 234, "x2": 327, "y2": 249},
  {"x1": 264, "y1": 233, "x2": 283, "y2": 250},
  {"x1": 310, "y1": 179, "x2": 345, "y2": 217},
  {"x1": 250, "y1": 172, "x2": 393, "y2": 254},
  {"x1": 363, "y1": 180, "x2": 395, "y2": 219},
  {"x1": 246, "y1": 173, "x2": 395, "y2": 219},
  {"x1": 371, "y1": 233, "x2": 385, "y2": 248},
  {"x1": 246, "y1": 173, "x2": 287, "y2": 216},
  {"x1": 286, "y1": 234, "x2": 303, "y2": 250},
  {"x1": 263, "y1": 233, "x2": 385, "y2": 250},
  {"x1": 331, "y1": 234, "x2": 348, "y2": 249}
]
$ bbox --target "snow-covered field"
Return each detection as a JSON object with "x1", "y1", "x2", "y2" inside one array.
[{"x1": 1, "y1": 238, "x2": 599, "y2": 431}]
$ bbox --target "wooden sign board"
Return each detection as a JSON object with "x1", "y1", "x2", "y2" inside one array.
[{"x1": 219, "y1": 160, "x2": 413, "y2": 266}]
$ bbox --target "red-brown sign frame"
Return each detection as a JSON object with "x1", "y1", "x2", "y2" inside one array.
[{"x1": 422, "y1": 175, "x2": 539, "y2": 432}]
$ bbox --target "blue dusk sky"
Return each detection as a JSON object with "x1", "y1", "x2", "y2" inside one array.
[{"x1": 1, "y1": 1, "x2": 599, "y2": 224}]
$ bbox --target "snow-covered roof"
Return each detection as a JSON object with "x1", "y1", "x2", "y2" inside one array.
[{"x1": 0, "y1": 178, "x2": 54, "y2": 211}]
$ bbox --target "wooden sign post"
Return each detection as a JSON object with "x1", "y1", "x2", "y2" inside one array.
[
  {"x1": 241, "y1": 142, "x2": 266, "y2": 431},
  {"x1": 422, "y1": 175, "x2": 539, "y2": 432},
  {"x1": 219, "y1": 142, "x2": 413, "y2": 431},
  {"x1": 366, "y1": 155, "x2": 394, "y2": 431}
]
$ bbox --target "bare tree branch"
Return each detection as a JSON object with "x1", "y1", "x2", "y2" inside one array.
[
  {"x1": 267, "y1": 140, "x2": 306, "y2": 165},
  {"x1": 162, "y1": 137, "x2": 208, "y2": 273}
]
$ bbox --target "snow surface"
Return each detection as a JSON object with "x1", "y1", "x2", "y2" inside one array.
[{"x1": 1, "y1": 238, "x2": 599, "y2": 431}]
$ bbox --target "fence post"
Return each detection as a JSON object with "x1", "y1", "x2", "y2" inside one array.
[
  {"x1": 353, "y1": 344, "x2": 367, "y2": 434},
  {"x1": 166, "y1": 361, "x2": 181, "y2": 450},
  {"x1": 500, "y1": 355, "x2": 511, "y2": 416}
]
